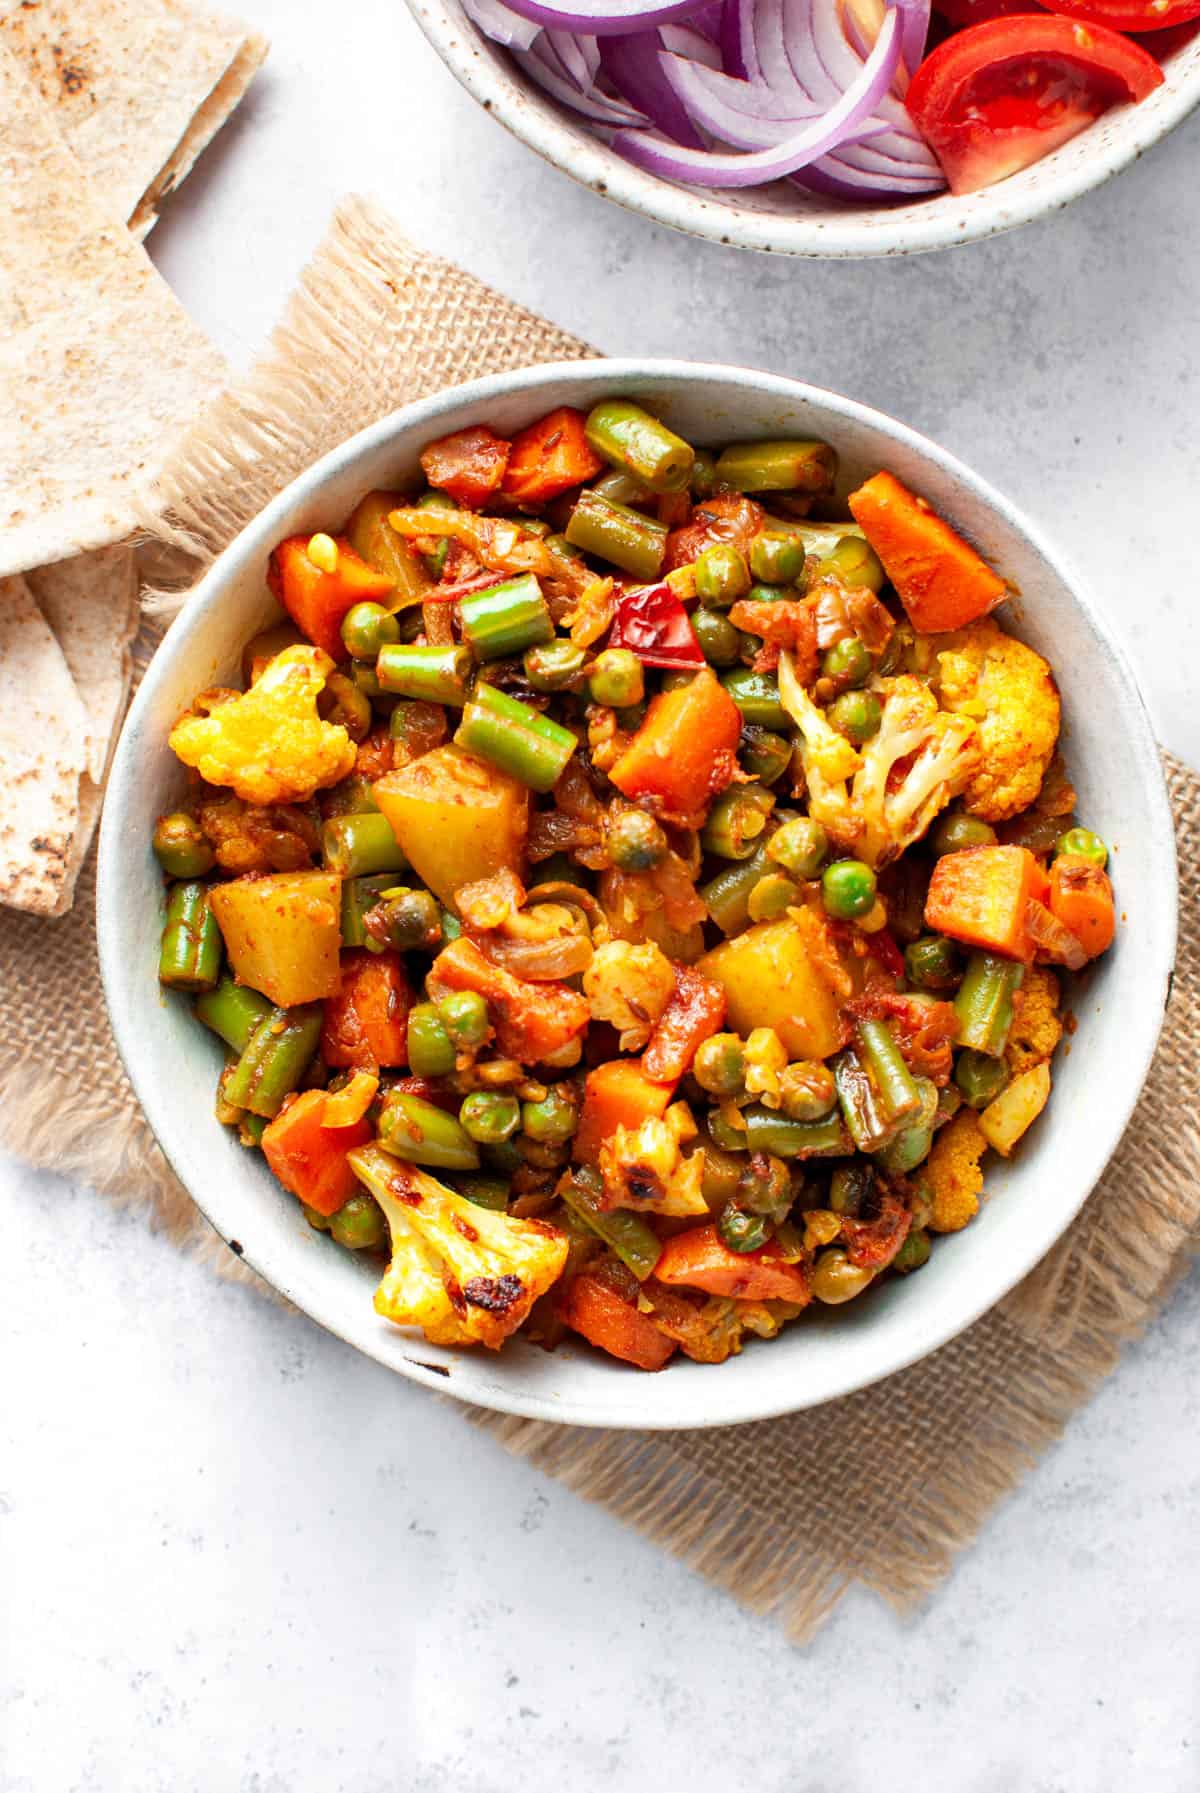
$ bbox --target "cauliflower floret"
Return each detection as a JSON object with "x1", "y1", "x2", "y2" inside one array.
[
  {"x1": 935, "y1": 619, "x2": 1060, "y2": 822},
  {"x1": 598, "y1": 1115, "x2": 708, "y2": 1217},
  {"x1": 923, "y1": 1109, "x2": 988, "y2": 1233},
  {"x1": 1006, "y1": 965, "x2": 1063, "y2": 1075},
  {"x1": 779, "y1": 654, "x2": 980, "y2": 868},
  {"x1": 583, "y1": 940, "x2": 676, "y2": 1051},
  {"x1": 169, "y1": 645, "x2": 356, "y2": 805},
  {"x1": 350, "y1": 1145, "x2": 567, "y2": 1350},
  {"x1": 744, "y1": 1027, "x2": 787, "y2": 1108}
]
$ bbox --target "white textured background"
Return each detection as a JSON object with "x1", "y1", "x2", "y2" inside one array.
[{"x1": 4, "y1": 2, "x2": 1200, "y2": 1787}]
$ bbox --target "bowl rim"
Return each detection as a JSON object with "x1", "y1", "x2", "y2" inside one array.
[
  {"x1": 98, "y1": 357, "x2": 1178, "y2": 1429},
  {"x1": 402, "y1": 0, "x2": 1200, "y2": 259}
]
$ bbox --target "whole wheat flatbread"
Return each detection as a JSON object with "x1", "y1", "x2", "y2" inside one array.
[
  {"x1": 27, "y1": 548, "x2": 139, "y2": 784},
  {"x1": 0, "y1": 0, "x2": 267, "y2": 235},
  {"x1": 0, "y1": 42, "x2": 227, "y2": 579},
  {"x1": 0, "y1": 577, "x2": 90, "y2": 916}
]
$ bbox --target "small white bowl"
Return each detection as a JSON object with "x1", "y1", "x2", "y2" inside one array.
[
  {"x1": 98, "y1": 361, "x2": 1176, "y2": 1429},
  {"x1": 403, "y1": 0, "x2": 1200, "y2": 257}
]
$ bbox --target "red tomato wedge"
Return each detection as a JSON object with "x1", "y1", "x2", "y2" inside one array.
[
  {"x1": 907, "y1": 16, "x2": 1164, "y2": 194},
  {"x1": 1044, "y1": 0, "x2": 1200, "y2": 29}
]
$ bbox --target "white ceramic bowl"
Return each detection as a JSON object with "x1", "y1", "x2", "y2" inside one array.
[
  {"x1": 403, "y1": 0, "x2": 1200, "y2": 257},
  {"x1": 98, "y1": 360, "x2": 1176, "y2": 1429}
]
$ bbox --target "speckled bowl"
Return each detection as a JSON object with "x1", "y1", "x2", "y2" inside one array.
[
  {"x1": 403, "y1": 0, "x2": 1200, "y2": 257},
  {"x1": 98, "y1": 361, "x2": 1176, "y2": 1429}
]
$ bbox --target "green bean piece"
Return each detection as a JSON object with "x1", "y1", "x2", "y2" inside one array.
[
  {"x1": 714, "y1": 439, "x2": 837, "y2": 496},
  {"x1": 524, "y1": 640, "x2": 587, "y2": 693},
  {"x1": 747, "y1": 872, "x2": 797, "y2": 922},
  {"x1": 706, "y1": 1108, "x2": 749, "y2": 1153},
  {"x1": 821, "y1": 858, "x2": 877, "y2": 921},
  {"x1": 955, "y1": 1048, "x2": 1012, "y2": 1109},
  {"x1": 460, "y1": 574, "x2": 553, "y2": 662},
  {"x1": 319, "y1": 671, "x2": 373, "y2": 742},
  {"x1": 821, "y1": 636, "x2": 872, "y2": 690},
  {"x1": 904, "y1": 935, "x2": 964, "y2": 993},
  {"x1": 693, "y1": 1033, "x2": 747, "y2": 1099},
  {"x1": 330, "y1": 1193, "x2": 387, "y2": 1251},
  {"x1": 720, "y1": 668, "x2": 788, "y2": 728},
  {"x1": 322, "y1": 812, "x2": 406, "y2": 877},
  {"x1": 700, "y1": 842, "x2": 773, "y2": 936},
  {"x1": 376, "y1": 642, "x2": 472, "y2": 706},
  {"x1": 833, "y1": 1048, "x2": 894, "y2": 1153},
  {"x1": 336, "y1": 874, "x2": 391, "y2": 949},
  {"x1": 364, "y1": 887, "x2": 442, "y2": 953},
  {"x1": 701, "y1": 784, "x2": 775, "y2": 860},
  {"x1": 436, "y1": 989, "x2": 490, "y2": 1049},
  {"x1": 828, "y1": 690, "x2": 882, "y2": 746},
  {"x1": 215, "y1": 1061, "x2": 245, "y2": 1128},
  {"x1": 811, "y1": 1248, "x2": 874, "y2": 1305},
  {"x1": 341, "y1": 601, "x2": 400, "y2": 660},
  {"x1": 777, "y1": 1060, "x2": 837, "y2": 1122},
  {"x1": 224, "y1": 1005, "x2": 324, "y2": 1118},
  {"x1": 822, "y1": 535, "x2": 885, "y2": 592},
  {"x1": 238, "y1": 1113, "x2": 268, "y2": 1148},
  {"x1": 690, "y1": 448, "x2": 717, "y2": 500},
  {"x1": 521, "y1": 1085, "x2": 579, "y2": 1144},
  {"x1": 929, "y1": 811, "x2": 998, "y2": 856},
  {"x1": 194, "y1": 976, "x2": 272, "y2": 1054},
  {"x1": 892, "y1": 1228, "x2": 931, "y2": 1274},
  {"x1": 323, "y1": 775, "x2": 381, "y2": 820},
  {"x1": 592, "y1": 468, "x2": 654, "y2": 508},
  {"x1": 736, "y1": 1152, "x2": 793, "y2": 1221},
  {"x1": 565, "y1": 488, "x2": 668, "y2": 580},
  {"x1": 377, "y1": 1090, "x2": 480, "y2": 1170},
  {"x1": 584, "y1": 399, "x2": 695, "y2": 493},
  {"x1": 693, "y1": 543, "x2": 751, "y2": 609},
  {"x1": 458, "y1": 1176, "x2": 511, "y2": 1212},
  {"x1": 588, "y1": 648, "x2": 645, "y2": 709},
  {"x1": 518, "y1": 516, "x2": 552, "y2": 538},
  {"x1": 455, "y1": 683, "x2": 577, "y2": 793},
  {"x1": 349, "y1": 661, "x2": 390, "y2": 703},
  {"x1": 407, "y1": 1003, "x2": 457, "y2": 1077},
  {"x1": 152, "y1": 812, "x2": 214, "y2": 880},
  {"x1": 718, "y1": 1203, "x2": 771, "y2": 1254},
  {"x1": 874, "y1": 1122, "x2": 934, "y2": 1175},
  {"x1": 739, "y1": 726, "x2": 791, "y2": 785},
  {"x1": 1055, "y1": 826, "x2": 1108, "y2": 868},
  {"x1": 558, "y1": 1166, "x2": 662, "y2": 1281},
  {"x1": 743, "y1": 1105, "x2": 851, "y2": 1159},
  {"x1": 158, "y1": 882, "x2": 222, "y2": 992},
  {"x1": 855, "y1": 1018, "x2": 921, "y2": 1126},
  {"x1": 954, "y1": 953, "x2": 1024, "y2": 1056},
  {"x1": 608, "y1": 808, "x2": 668, "y2": 872},
  {"x1": 692, "y1": 607, "x2": 741, "y2": 667},
  {"x1": 767, "y1": 817, "x2": 829, "y2": 880},
  {"x1": 829, "y1": 1162, "x2": 873, "y2": 1217},
  {"x1": 749, "y1": 530, "x2": 805, "y2": 585}
]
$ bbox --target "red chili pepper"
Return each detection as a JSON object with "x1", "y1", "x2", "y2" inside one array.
[{"x1": 608, "y1": 582, "x2": 704, "y2": 670}]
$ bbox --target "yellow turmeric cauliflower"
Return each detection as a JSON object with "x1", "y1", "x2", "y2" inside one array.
[
  {"x1": 169, "y1": 645, "x2": 356, "y2": 805},
  {"x1": 1006, "y1": 965, "x2": 1063, "y2": 1075},
  {"x1": 583, "y1": 940, "x2": 675, "y2": 1051},
  {"x1": 935, "y1": 619, "x2": 1060, "y2": 822},
  {"x1": 350, "y1": 1145, "x2": 567, "y2": 1350},
  {"x1": 599, "y1": 1108, "x2": 708, "y2": 1218},
  {"x1": 923, "y1": 1109, "x2": 988, "y2": 1234}
]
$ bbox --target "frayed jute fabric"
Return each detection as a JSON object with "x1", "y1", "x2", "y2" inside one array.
[{"x1": 2, "y1": 197, "x2": 1198, "y2": 1641}]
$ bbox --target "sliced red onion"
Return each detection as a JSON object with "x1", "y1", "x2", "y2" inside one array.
[
  {"x1": 612, "y1": 5, "x2": 900, "y2": 187},
  {"x1": 601, "y1": 33, "x2": 708, "y2": 145},
  {"x1": 546, "y1": 26, "x2": 600, "y2": 87},
  {"x1": 659, "y1": 22, "x2": 723, "y2": 64},
  {"x1": 461, "y1": 0, "x2": 543, "y2": 49},
  {"x1": 514, "y1": 40, "x2": 649, "y2": 124},
  {"x1": 499, "y1": 0, "x2": 716, "y2": 35}
]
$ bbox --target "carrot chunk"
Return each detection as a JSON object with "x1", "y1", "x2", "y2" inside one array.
[
  {"x1": 1049, "y1": 855, "x2": 1115, "y2": 959},
  {"x1": 425, "y1": 935, "x2": 589, "y2": 1064},
  {"x1": 500, "y1": 407, "x2": 605, "y2": 505},
  {"x1": 608, "y1": 667, "x2": 742, "y2": 821},
  {"x1": 925, "y1": 845, "x2": 1045, "y2": 960},
  {"x1": 321, "y1": 949, "x2": 413, "y2": 1069},
  {"x1": 848, "y1": 471, "x2": 1006, "y2": 634},
  {"x1": 641, "y1": 964, "x2": 727, "y2": 1083},
  {"x1": 573, "y1": 1059, "x2": 677, "y2": 1165},
  {"x1": 261, "y1": 1089, "x2": 374, "y2": 1216},
  {"x1": 654, "y1": 1226, "x2": 812, "y2": 1303},
  {"x1": 419, "y1": 425, "x2": 511, "y2": 508},
  {"x1": 561, "y1": 1274, "x2": 676, "y2": 1371},
  {"x1": 268, "y1": 536, "x2": 394, "y2": 662}
]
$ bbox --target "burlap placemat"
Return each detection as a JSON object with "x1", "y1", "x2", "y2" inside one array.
[{"x1": 3, "y1": 197, "x2": 1197, "y2": 1640}]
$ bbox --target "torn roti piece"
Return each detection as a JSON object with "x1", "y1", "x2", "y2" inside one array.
[
  {"x1": 0, "y1": 44, "x2": 227, "y2": 580},
  {"x1": 0, "y1": 0, "x2": 267, "y2": 235},
  {"x1": 0, "y1": 576, "x2": 89, "y2": 916},
  {"x1": 27, "y1": 547, "x2": 140, "y2": 785}
]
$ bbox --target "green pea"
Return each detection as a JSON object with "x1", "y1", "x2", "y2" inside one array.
[
  {"x1": 407, "y1": 1003, "x2": 456, "y2": 1077},
  {"x1": 524, "y1": 640, "x2": 586, "y2": 693},
  {"x1": 821, "y1": 858, "x2": 877, "y2": 920},
  {"x1": 301, "y1": 1203, "x2": 332, "y2": 1232},
  {"x1": 823, "y1": 535, "x2": 885, "y2": 592},
  {"x1": 904, "y1": 935, "x2": 964, "y2": 992},
  {"x1": 700, "y1": 1143, "x2": 744, "y2": 1208},
  {"x1": 608, "y1": 808, "x2": 668, "y2": 871},
  {"x1": 811, "y1": 1247, "x2": 874, "y2": 1304},
  {"x1": 747, "y1": 872, "x2": 797, "y2": 922},
  {"x1": 694, "y1": 543, "x2": 751, "y2": 608},
  {"x1": 1055, "y1": 827, "x2": 1108, "y2": 869},
  {"x1": 874, "y1": 1123, "x2": 934, "y2": 1175},
  {"x1": 588, "y1": 647, "x2": 645, "y2": 709},
  {"x1": 777, "y1": 1061, "x2": 837, "y2": 1122},
  {"x1": 743, "y1": 582, "x2": 786, "y2": 606},
  {"x1": 739, "y1": 727, "x2": 791, "y2": 785},
  {"x1": 437, "y1": 989, "x2": 490, "y2": 1049},
  {"x1": 892, "y1": 1228, "x2": 931, "y2": 1274},
  {"x1": 692, "y1": 607, "x2": 742, "y2": 667},
  {"x1": 521, "y1": 1084, "x2": 579, "y2": 1144},
  {"x1": 718, "y1": 1203, "x2": 770, "y2": 1254},
  {"x1": 821, "y1": 636, "x2": 872, "y2": 690},
  {"x1": 366, "y1": 887, "x2": 442, "y2": 952},
  {"x1": 458, "y1": 1176, "x2": 511, "y2": 1211},
  {"x1": 954, "y1": 1049, "x2": 1011, "y2": 1110},
  {"x1": 828, "y1": 689, "x2": 882, "y2": 745},
  {"x1": 829, "y1": 1162, "x2": 874, "y2": 1217},
  {"x1": 749, "y1": 531, "x2": 805, "y2": 585},
  {"x1": 152, "y1": 812, "x2": 214, "y2": 879},
  {"x1": 767, "y1": 817, "x2": 829, "y2": 880},
  {"x1": 701, "y1": 785, "x2": 775, "y2": 860},
  {"x1": 330, "y1": 1193, "x2": 387, "y2": 1251},
  {"x1": 459, "y1": 1091, "x2": 521, "y2": 1145},
  {"x1": 694, "y1": 1034, "x2": 747, "y2": 1099},
  {"x1": 930, "y1": 811, "x2": 997, "y2": 856},
  {"x1": 720, "y1": 668, "x2": 788, "y2": 729},
  {"x1": 341, "y1": 601, "x2": 400, "y2": 660},
  {"x1": 736, "y1": 1152, "x2": 793, "y2": 1221}
]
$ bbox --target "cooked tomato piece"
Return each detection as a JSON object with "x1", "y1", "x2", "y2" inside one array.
[
  {"x1": 419, "y1": 426, "x2": 511, "y2": 509},
  {"x1": 907, "y1": 16, "x2": 1164, "y2": 195}
]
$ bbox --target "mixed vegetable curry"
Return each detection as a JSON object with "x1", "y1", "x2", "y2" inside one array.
[{"x1": 155, "y1": 398, "x2": 1117, "y2": 1372}]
